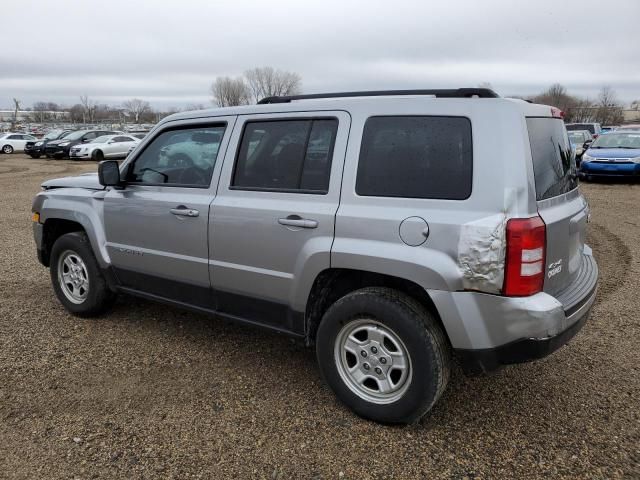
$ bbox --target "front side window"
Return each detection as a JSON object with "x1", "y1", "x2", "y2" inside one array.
[
  {"x1": 356, "y1": 116, "x2": 473, "y2": 200},
  {"x1": 127, "y1": 125, "x2": 225, "y2": 187},
  {"x1": 232, "y1": 118, "x2": 338, "y2": 193}
]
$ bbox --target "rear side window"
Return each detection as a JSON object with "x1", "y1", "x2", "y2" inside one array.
[
  {"x1": 232, "y1": 119, "x2": 338, "y2": 193},
  {"x1": 356, "y1": 116, "x2": 472, "y2": 199},
  {"x1": 527, "y1": 118, "x2": 577, "y2": 201}
]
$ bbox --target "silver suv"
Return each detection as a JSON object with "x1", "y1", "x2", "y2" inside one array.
[{"x1": 32, "y1": 89, "x2": 598, "y2": 424}]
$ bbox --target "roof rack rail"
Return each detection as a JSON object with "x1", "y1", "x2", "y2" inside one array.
[{"x1": 258, "y1": 88, "x2": 499, "y2": 104}]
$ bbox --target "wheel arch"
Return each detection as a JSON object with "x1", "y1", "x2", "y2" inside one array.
[
  {"x1": 38, "y1": 199, "x2": 110, "y2": 269},
  {"x1": 304, "y1": 268, "x2": 449, "y2": 347}
]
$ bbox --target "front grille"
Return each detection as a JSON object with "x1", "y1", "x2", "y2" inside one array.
[{"x1": 592, "y1": 159, "x2": 633, "y2": 164}]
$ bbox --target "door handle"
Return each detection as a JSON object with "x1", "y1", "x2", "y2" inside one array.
[
  {"x1": 278, "y1": 216, "x2": 318, "y2": 229},
  {"x1": 170, "y1": 206, "x2": 199, "y2": 217}
]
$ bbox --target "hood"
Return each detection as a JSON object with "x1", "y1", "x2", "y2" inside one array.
[
  {"x1": 41, "y1": 172, "x2": 103, "y2": 190},
  {"x1": 585, "y1": 148, "x2": 640, "y2": 159}
]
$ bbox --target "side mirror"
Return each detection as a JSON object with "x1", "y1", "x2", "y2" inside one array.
[
  {"x1": 583, "y1": 140, "x2": 592, "y2": 149},
  {"x1": 98, "y1": 160, "x2": 121, "y2": 187}
]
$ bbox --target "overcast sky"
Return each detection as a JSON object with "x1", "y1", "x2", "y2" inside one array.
[{"x1": 2, "y1": 0, "x2": 639, "y2": 109}]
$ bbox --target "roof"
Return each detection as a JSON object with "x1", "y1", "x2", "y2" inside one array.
[{"x1": 162, "y1": 91, "x2": 553, "y2": 125}]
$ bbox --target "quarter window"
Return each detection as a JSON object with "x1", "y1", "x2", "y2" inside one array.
[
  {"x1": 356, "y1": 116, "x2": 473, "y2": 200},
  {"x1": 232, "y1": 119, "x2": 338, "y2": 193},
  {"x1": 126, "y1": 125, "x2": 226, "y2": 187}
]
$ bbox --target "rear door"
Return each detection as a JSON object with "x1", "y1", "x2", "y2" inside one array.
[
  {"x1": 209, "y1": 112, "x2": 349, "y2": 333},
  {"x1": 526, "y1": 117, "x2": 586, "y2": 295}
]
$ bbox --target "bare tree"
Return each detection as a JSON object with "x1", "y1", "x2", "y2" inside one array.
[
  {"x1": 12, "y1": 98, "x2": 21, "y2": 127},
  {"x1": 33, "y1": 101, "x2": 49, "y2": 122},
  {"x1": 595, "y1": 86, "x2": 624, "y2": 125},
  {"x1": 79, "y1": 95, "x2": 97, "y2": 123},
  {"x1": 210, "y1": 76, "x2": 251, "y2": 107},
  {"x1": 244, "y1": 67, "x2": 302, "y2": 102},
  {"x1": 123, "y1": 98, "x2": 152, "y2": 124}
]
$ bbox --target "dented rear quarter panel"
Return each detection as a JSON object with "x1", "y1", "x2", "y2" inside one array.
[{"x1": 333, "y1": 99, "x2": 541, "y2": 293}]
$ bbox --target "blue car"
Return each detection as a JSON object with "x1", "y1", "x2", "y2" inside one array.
[{"x1": 580, "y1": 132, "x2": 640, "y2": 179}]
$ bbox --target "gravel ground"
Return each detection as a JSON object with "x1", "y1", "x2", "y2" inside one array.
[{"x1": 0, "y1": 154, "x2": 638, "y2": 479}]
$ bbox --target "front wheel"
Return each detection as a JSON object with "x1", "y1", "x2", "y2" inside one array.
[
  {"x1": 50, "y1": 232, "x2": 115, "y2": 317},
  {"x1": 30, "y1": 153, "x2": 41, "y2": 159},
  {"x1": 91, "y1": 149, "x2": 104, "y2": 161},
  {"x1": 316, "y1": 287, "x2": 451, "y2": 424}
]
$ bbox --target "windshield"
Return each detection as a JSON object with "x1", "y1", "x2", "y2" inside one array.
[
  {"x1": 91, "y1": 135, "x2": 112, "y2": 144},
  {"x1": 591, "y1": 133, "x2": 640, "y2": 149},
  {"x1": 568, "y1": 132, "x2": 585, "y2": 143},
  {"x1": 566, "y1": 124, "x2": 596, "y2": 134},
  {"x1": 44, "y1": 129, "x2": 62, "y2": 140},
  {"x1": 63, "y1": 131, "x2": 87, "y2": 140}
]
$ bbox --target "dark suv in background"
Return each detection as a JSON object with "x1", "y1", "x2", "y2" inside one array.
[
  {"x1": 25, "y1": 129, "x2": 72, "y2": 158},
  {"x1": 45, "y1": 129, "x2": 120, "y2": 159}
]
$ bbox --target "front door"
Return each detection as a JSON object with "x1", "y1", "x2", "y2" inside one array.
[
  {"x1": 210, "y1": 111, "x2": 350, "y2": 333},
  {"x1": 103, "y1": 118, "x2": 235, "y2": 307}
]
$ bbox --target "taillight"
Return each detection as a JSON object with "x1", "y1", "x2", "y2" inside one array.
[{"x1": 503, "y1": 216, "x2": 546, "y2": 296}]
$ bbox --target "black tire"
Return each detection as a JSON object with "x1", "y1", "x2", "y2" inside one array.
[
  {"x1": 2, "y1": 145, "x2": 13, "y2": 154},
  {"x1": 50, "y1": 232, "x2": 115, "y2": 317},
  {"x1": 92, "y1": 149, "x2": 104, "y2": 161},
  {"x1": 30, "y1": 153, "x2": 41, "y2": 159},
  {"x1": 316, "y1": 287, "x2": 451, "y2": 424}
]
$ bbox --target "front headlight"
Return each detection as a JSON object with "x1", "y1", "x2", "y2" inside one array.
[
  {"x1": 582, "y1": 153, "x2": 594, "y2": 163},
  {"x1": 35, "y1": 141, "x2": 43, "y2": 146},
  {"x1": 631, "y1": 156, "x2": 640, "y2": 164},
  {"x1": 58, "y1": 142, "x2": 70, "y2": 146}
]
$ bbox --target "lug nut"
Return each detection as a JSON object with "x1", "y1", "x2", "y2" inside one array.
[
  {"x1": 371, "y1": 346, "x2": 378, "y2": 354},
  {"x1": 360, "y1": 350, "x2": 367, "y2": 357},
  {"x1": 380, "y1": 357, "x2": 387, "y2": 364},
  {"x1": 375, "y1": 367, "x2": 382, "y2": 375},
  {"x1": 363, "y1": 363, "x2": 370, "y2": 370}
]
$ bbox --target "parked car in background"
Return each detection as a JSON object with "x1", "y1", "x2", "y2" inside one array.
[
  {"x1": 568, "y1": 130, "x2": 593, "y2": 164},
  {"x1": 69, "y1": 134, "x2": 140, "y2": 161},
  {"x1": 25, "y1": 129, "x2": 73, "y2": 158},
  {"x1": 600, "y1": 126, "x2": 617, "y2": 134},
  {"x1": 0, "y1": 132, "x2": 37, "y2": 153},
  {"x1": 580, "y1": 131, "x2": 640, "y2": 180},
  {"x1": 45, "y1": 129, "x2": 120, "y2": 159},
  {"x1": 566, "y1": 123, "x2": 602, "y2": 138}
]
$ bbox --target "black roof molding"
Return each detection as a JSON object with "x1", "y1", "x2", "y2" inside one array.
[{"x1": 258, "y1": 88, "x2": 500, "y2": 104}]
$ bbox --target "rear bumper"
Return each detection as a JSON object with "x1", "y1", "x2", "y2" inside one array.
[
  {"x1": 455, "y1": 284, "x2": 596, "y2": 375},
  {"x1": 429, "y1": 250, "x2": 598, "y2": 375}
]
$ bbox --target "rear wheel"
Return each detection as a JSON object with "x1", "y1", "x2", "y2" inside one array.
[
  {"x1": 316, "y1": 287, "x2": 451, "y2": 424},
  {"x1": 2, "y1": 145, "x2": 13, "y2": 154},
  {"x1": 92, "y1": 149, "x2": 104, "y2": 161},
  {"x1": 50, "y1": 232, "x2": 115, "y2": 317}
]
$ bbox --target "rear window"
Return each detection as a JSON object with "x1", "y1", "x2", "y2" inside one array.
[
  {"x1": 527, "y1": 118, "x2": 577, "y2": 201},
  {"x1": 356, "y1": 116, "x2": 472, "y2": 200},
  {"x1": 566, "y1": 124, "x2": 595, "y2": 134}
]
